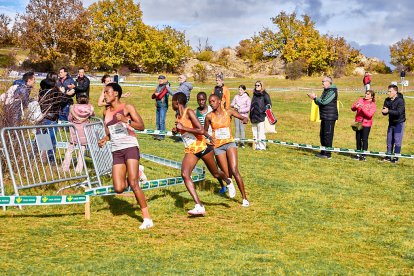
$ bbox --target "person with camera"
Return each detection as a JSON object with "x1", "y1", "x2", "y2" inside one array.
[
  {"x1": 307, "y1": 76, "x2": 338, "y2": 159},
  {"x1": 351, "y1": 90, "x2": 377, "y2": 161},
  {"x1": 382, "y1": 84, "x2": 406, "y2": 163},
  {"x1": 152, "y1": 75, "x2": 169, "y2": 140}
]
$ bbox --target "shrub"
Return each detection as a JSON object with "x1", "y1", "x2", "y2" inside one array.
[
  {"x1": 285, "y1": 60, "x2": 305, "y2": 80},
  {"x1": 0, "y1": 53, "x2": 16, "y2": 68},
  {"x1": 192, "y1": 63, "x2": 208, "y2": 83},
  {"x1": 196, "y1": 50, "x2": 214, "y2": 62}
]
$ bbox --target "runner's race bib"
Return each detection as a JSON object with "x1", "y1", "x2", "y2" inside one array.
[
  {"x1": 181, "y1": 132, "x2": 197, "y2": 147},
  {"x1": 215, "y1": 127, "x2": 230, "y2": 139},
  {"x1": 108, "y1": 123, "x2": 128, "y2": 139}
]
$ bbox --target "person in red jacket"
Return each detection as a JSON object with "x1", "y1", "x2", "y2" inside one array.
[
  {"x1": 351, "y1": 90, "x2": 377, "y2": 161},
  {"x1": 362, "y1": 72, "x2": 372, "y2": 91}
]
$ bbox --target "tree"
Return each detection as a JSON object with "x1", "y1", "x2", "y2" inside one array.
[
  {"x1": 87, "y1": 0, "x2": 147, "y2": 70},
  {"x1": 236, "y1": 38, "x2": 264, "y2": 62},
  {"x1": 390, "y1": 37, "x2": 414, "y2": 71},
  {"x1": 15, "y1": 0, "x2": 90, "y2": 69},
  {"x1": 0, "y1": 14, "x2": 16, "y2": 47},
  {"x1": 87, "y1": 0, "x2": 191, "y2": 72}
]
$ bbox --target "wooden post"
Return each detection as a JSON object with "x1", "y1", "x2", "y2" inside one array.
[{"x1": 85, "y1": 201, "x2": 91, "y2": 220}]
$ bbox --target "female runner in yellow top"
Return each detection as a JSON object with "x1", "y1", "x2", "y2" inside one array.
[
  {"x1": 204, "y1": 94, "x2": 249, "y2": 207},
  {"x1": 172, "y1": 92, "x2": 234, "y2": 216}
]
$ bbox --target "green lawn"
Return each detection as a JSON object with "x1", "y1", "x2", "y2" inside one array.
[{"x1": 0, "y1": 74, "x2": 413, "y2": 274}]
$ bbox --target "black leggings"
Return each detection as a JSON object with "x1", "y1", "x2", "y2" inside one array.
[{"x1": 355, "y1": 126, "x2": 371, "y2": 151}]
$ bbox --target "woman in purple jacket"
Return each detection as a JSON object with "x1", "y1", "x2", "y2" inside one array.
[{"x1": 231, "y1": 85, "x2": 251, "y2": 148}]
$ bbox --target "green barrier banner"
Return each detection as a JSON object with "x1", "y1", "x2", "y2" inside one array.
[
  {"x1": 84, "y1": 173, "x2": 205, "y2": 196},
  {"x1": 0, "y1": 195, "x2": 89, "y2": 206},
  {"x1": 135, "y1": 129, "x2": 414, "y2": 159}
]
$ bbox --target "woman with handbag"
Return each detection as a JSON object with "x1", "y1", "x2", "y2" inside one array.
[
  {"x1": 249, "y1": 81, "x2": 272, "y2": 150},
  {"x1": 351, "y1": 90, "x2": 377, "y2": 161}
]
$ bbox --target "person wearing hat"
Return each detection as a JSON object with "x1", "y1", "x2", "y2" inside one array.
[{"x1": 152, "y1": 75, "x2": 170, "y2": 140}]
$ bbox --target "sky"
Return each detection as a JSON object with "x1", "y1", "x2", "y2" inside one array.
[{"x1": 2, "y1": 0, "x2": 414, "y2": 65}]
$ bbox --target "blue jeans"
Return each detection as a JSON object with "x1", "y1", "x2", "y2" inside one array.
[
  {"x1": 40, "y1": 118, "x2": 58, "y2": 161},
  {"x1": 387, "y1": 122, "x2": 404, "y2": 154},
  {"x1": 156, "y1": 105, "x2": 167, "y2": 132},
  {"x1": 59, "y1": 104, "x2": 70, "y2": 122}
]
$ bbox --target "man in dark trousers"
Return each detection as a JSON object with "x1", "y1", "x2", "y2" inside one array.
[
  {"x1": 307, "y1": 76, "x2": 338, "y2": 159},
  {"x1": 75, "y1": 68, "x2": 90, "y2": 100},
  {"x1": 382, "y1": 84, "x2": 405, "y2": 163}
]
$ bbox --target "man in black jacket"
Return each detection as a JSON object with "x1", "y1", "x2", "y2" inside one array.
[
  {"x1": 75, "y1": 68, "x2": 90, "y2": 100},
  {"x1": 382, "y1": 84, "x2": 405, "y2": 163},
  {"x1": 307, "y1": 76, "x2": 338, "y2": 159}
]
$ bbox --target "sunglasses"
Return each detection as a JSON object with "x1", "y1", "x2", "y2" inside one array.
[{"x1": 255, "y1": 84, "x2": 261, "y2": 87}]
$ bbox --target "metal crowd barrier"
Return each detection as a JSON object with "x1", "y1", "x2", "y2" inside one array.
[
  {"x1": 0, "y1": 124, "x2": 91, "y2": 196},
  {"x1": 83, "y1": 121, "x2": 113, "y2": 187}
]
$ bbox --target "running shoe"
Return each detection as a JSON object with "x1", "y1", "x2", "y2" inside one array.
[
  {"x1": 242, "y1": 199, "x2": 250, "y2": 207},
  {"x1": 219, "y1": 186, "x2": 227, "y2": 194},
  {"x1": 187, "y1": 204, "x2": 206, "y2": 216},
  {"x1": 227, "y1": 179, "x2": 236, "y2": 198},
  {"x1": 139, "y1": 218, "x2": 154, "y2": 230}
]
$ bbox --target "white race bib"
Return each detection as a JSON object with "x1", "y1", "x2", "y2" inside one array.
[
  {"x1": 181, "y1": 132, "x2": 197, "y2": 147},
  {"x1": 215, "y1": 127, "x2": 230, "y2": 139},
  {"x1": 108, "y1": 123, "x2": 128, "y2": 139}
]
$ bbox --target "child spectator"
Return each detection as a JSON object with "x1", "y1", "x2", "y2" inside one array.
[{"x1": 62, "y1": 95, "x2": 94, "y2": 173}]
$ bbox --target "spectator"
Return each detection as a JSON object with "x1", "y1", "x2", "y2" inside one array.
[
  {"x1": 167, "y1": 74, "x2": 193, "y2": 103},
  {"x1": 231, "y1": 84, "x2": 251, "y2": 148},
  {"x1": 351, "y1": 90, "x2": 377, "y2": 161},
  {"x1": 250, "y1": 81, "x2": 271, "y2": 151},
  {"x1": 363, "y1": 72, "x2": 371, "y2": 91},
  {"x1": 307, "y1": 76, "x2": 338, "y2": 159},
  {"x1": 382, "y1": 84, "x2": 405, "y2": 163},
  {"x1": 62, "y1": 95, "x2": 94, "y2": 173},
  {"x1": 212, "y1": 74, "x2": 230, "y2": 109},
  {"x1": 151, "y1": 75, "x2": 169, "y2": 140},
  {"x1": 38, "y1": 72, "x2": 65, "y2": 162},
  {"x1": 74, "y1": 68, "x2": 90, "y2": 100},
  {"x1": 8, "y1": 72, "x2": 36, "y2": 125},
  {"x1": 57, "y1": 67, "x2": 76, "y2": 121},
  {"x1": 113, "y1": 69, "x2": 119, "y2": 83},
  {"x1": 400, "y1": 69, "x2": 406, "y2": 83},
  {"x1": 97, "y1": 74, "x2": 112, "y2": 107}
]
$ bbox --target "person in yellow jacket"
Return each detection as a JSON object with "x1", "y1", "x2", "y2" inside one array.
[{"x1": 212, "y1": 74, "x2": 230, "y2": 109}]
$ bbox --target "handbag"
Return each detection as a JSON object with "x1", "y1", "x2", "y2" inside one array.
[
  {"x1": 264, "y1": 117, "x2": 276, "y2": 133},
  {"x1": 351, "y1": 121, "x2": 363, "y2": 131},
  {"x1": 265, "y1": 104, "x2": 277, "y2": 125}
]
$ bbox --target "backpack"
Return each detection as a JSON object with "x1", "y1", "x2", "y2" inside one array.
[{"x1": 0, "y1": 84, "x2": 19, "y2": 105}]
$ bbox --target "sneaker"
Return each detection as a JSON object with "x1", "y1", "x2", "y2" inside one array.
[
  {"x1": 391, "y1": 157, "x2": 399, "y2": 163},
  {"x1": 383, "y1": 156, "x2": 392, "y2": 162},
  {"x1": 315, "y1": 153, "x2": 331, "y2": 159},
  {"x1": 353, "y1": 154, "x2": 360, "y2": 160},
  {"x1": 227, "y1": 179, "x2": 236, "y2": 198},
  {"x1": 359, "y1": 156, "x2": 366, "y2": 161},
  {"x1": 241, "y1": 145, "x2": 245, "y2": 149},
  {"x1": 242, "y1": 199, "x2": 250, "y2": 207},
  {"x1": 139, "y1": 218, "x2": 154, "y2": 230},
  {"x1": 219, "y1": 186, "x2": 227, "y2": 194},
  {"x1": 187, "y1": 204, "x2": 206, "y2": 216}
]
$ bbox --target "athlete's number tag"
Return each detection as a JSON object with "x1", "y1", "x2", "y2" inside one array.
[
  {"x1": 182, "y1": 132, "x2": 197, "y2": 147},
  {"x1": 108, "y1": 123, "x2": 128, "y2": 139},
  {"x1": 215, "y1": 127, "x2": 230, "y2": 139}
]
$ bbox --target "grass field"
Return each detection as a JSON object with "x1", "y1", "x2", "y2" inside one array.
[{"x1": 0, "y1": 74, "x2": 413, "y2": 274}]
